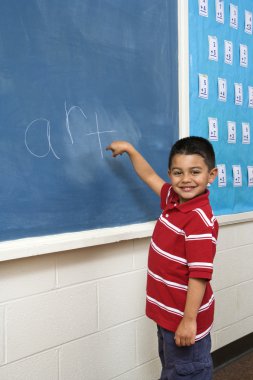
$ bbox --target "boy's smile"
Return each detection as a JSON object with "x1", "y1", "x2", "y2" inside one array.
[{"x1": 168, "y1": 154, "x2": 217, "y2": 204}]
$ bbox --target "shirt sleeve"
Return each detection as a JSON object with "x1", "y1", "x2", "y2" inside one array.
[
  {"x1": 160, "y1": 183, "x2": 172, "y2": 210},
  {"x1": 184, "y1": 211, "x2": 217, "y2": 280}
]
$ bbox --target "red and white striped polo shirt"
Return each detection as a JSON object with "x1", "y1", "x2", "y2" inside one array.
[{"x1": 146, "y1": 183, "x2": 219, "y2": 341}]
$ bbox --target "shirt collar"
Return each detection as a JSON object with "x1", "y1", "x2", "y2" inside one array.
[{"x1": 167, "y1": 187, "x2": 210, "y2": 213}]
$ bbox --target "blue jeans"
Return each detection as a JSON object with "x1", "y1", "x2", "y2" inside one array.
[{"x1": 157, "y1": 326, "x2": 213, "y2": 380}]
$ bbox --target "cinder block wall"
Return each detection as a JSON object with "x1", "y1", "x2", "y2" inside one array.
[
  {"x1": 0, "y1": 221, "x2": 253, "y2": 379},
  {"x1": 212, "y1": 221, "x2": 253, "y2": 350}
]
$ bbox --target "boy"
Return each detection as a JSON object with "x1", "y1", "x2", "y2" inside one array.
[{"x1": 106, "y1": 137, "x2": 218, "y2": 380}]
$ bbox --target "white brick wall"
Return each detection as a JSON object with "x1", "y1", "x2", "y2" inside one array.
[
  {"x1": 0, "y1": 307, "x2": 5, "y2": 365},
  {"x1": 0, "y1": 255, "x2": 56, "y2": 302},
  {"x1": 0, "y1": 350, "x2": 59, "y2": 380},
  {"x1": 6, "y1": 283, "x2": 98, "y2": 362},
  {"x1": 0, "y1": 220, "x2": 253, "y2": 379},
  {"x1": 211, "y1": 220, "x2": 253, "y2": 351},
  {"x1": 99, "y1": 271, "x2": 146, "y2": 329},
  {"x1": 60, "y1": 323, "x2": 136, "y2": 380}
]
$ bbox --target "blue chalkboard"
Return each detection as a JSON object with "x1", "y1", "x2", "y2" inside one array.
[{"x1": 0, "y1": 0, "x2": 178, "y2": 242}]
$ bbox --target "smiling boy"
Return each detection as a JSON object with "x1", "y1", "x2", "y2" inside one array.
[{"x1": 107, "y1": 136, "x2": 218, "y2": 380}]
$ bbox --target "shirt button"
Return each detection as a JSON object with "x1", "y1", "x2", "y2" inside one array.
[{"x1": 165, "y1": 214, "x2": 169, "y2": 217}]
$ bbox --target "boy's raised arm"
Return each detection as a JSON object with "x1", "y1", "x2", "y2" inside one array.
[{"x1": 106, "y1": 141, "x2": 165, "y2": 196}]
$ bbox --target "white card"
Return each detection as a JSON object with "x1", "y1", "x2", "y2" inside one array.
[
  {"x1": 224, "y1": 40, "x2": 233, "y2": 65},
  {"x1": 245, "y1": 10, "x2": 253, "y2": 34},
  {"x1": 216, "y1": 0, "x2": 224, "y2": 23},
  {"x1": 240, "y1": 44, "x2": 248, "y2": 68},
  {"x1": 247, "y1": 166, "x2": 253, "y2": 187},
  {"x1": 234, "y1": 83, "x2": 243, "y2": 105},
  {"x1": 199, "y1": 74, "x2": 208, "y2": 99},
  {"x1": 230, "y1": 4, "x2": 238, "y2": 29},
  {"x1": 208, "y1": 117, "x2": 219, "y2": 141},
  {"x1": 217, "y1": 164, "x2": 227, "y2": 187},
  {"x1": 228, "y1": 121, "x2": 236, "y2": 143},
  {"x1": 232, "y1": 165, "x2": 242, "y2": 187},
  {"x1": 248, "y1": 86, "x2": 253, "y2": 108},
  {"x1": 242, "y1": 122, "x2": 250, "y2": 144},
  {"x1": 208, "y1": 36, "x2": 218, "y2": 61},
  {"x1": 199, "y1": 0, "x2": 208, "y2": 17},
  {"x1": 218, "y1": 78, "x2": 227, "y2": 101}
]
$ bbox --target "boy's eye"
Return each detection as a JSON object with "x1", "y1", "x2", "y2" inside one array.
[
  {"x1": 172, "y1": 170, "x2": 182, "y2": 176},
  {"x1": 191, "y1": 170, "x2": 201, "y2": 175}
]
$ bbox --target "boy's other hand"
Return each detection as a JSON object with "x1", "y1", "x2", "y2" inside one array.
[
  {"x1": 106, "y1": 141, "x2": 134, "y2": 157},
  {"x1": 174, "y1": 318, "x2": 197, "y2": 347}
]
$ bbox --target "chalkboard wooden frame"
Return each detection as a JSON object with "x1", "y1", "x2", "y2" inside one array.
[{"x1": 1, "y1": 211, "x2": 253, "y2": 261}]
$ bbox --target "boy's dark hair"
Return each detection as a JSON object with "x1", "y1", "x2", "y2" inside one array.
[{"x1": 168, "y1": 136, "x2": 216, "y2": 170}]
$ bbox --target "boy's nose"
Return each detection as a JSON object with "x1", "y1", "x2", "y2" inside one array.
[{"x1": 181, "y1": 174, "x2": 191, "y2": 182}]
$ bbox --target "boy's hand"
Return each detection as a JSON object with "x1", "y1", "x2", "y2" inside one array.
[
  {"x1": 106, "y1": 141, "x2": 134, "y2": 157},
  {"x1": 174, "y1": 278, "x2": 207, "y2": 347},
  {"x1": 174, "y1": 317, "x2": 197, "y2": 347},
  {"x1": 106, "y1": 140, "x2": 165, "y2": 196}
]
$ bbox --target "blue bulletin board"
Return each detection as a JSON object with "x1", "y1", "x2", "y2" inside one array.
[
  {"x1": 0, "y1": 0, "x2": 178, "y2": 242},
  {"x1": 189, "y1": 0, "x2": 253, "y2": 215}
]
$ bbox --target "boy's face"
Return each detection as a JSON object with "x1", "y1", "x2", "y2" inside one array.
[{"x1": 168, "y1": 154, "x2": 217, "y2": 204}]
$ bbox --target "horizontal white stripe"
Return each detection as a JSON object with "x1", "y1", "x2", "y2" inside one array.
[
  {"x1": 199, "y1": 294, "x2": 215, "y2": 313},
  {"x1": 159, "y1": 215, "x2": 185, "y2": 236},
  {"x1": 147, "y1": 295, "x2": 184, "y2": 317},
  {"x1": 185, "y1": 234, "x2": 217, "y2": 244},
  {"x1": 195, "y1": 323, "x2": 213, "y2": 341},
  {"x1": 188, "y1": 261, "x2": 213, "y2": 269},
  {"x1": 151, "y1": 239, "x2": 187, "y2": 265},
  {"x1": 148, "y1": 269, "x2": 188, "y2": 291},
  {"x1": 186, "y1": 233, "x2": 212, "y2": 239},
  {"x1": 147, "y1": 293, "x2": 214, "y2": 322}
]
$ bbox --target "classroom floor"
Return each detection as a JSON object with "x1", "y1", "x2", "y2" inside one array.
[{"x1": 213, "y1": 350, "x2": 253, "y2": 380}]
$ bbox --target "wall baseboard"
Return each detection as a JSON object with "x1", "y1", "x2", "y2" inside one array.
[{"x1": 212, "y1": 332, "x2": 253, "y2": 370}]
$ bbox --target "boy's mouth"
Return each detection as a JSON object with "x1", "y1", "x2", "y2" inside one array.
[{"x1": 180, "y1": 186, "x2": 196, "y2": 192}]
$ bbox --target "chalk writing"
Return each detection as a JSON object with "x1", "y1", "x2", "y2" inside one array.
[
  {"x1": 25, "y1": 118, "x2": 60, "y2": 160},
  {"x1": 87, "y1": 113, "x2": 116, "y2": 159},
  {"x1": 65, "y1": 102, "x2": 88, "y2": 145},
  {"x1": 25, "y1": 103, "x2": 116, "y2": 160}
]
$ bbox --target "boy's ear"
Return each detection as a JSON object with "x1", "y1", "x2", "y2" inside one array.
[{"x1": 208, "y1": 167, "x2": 218, "y2": 184}]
